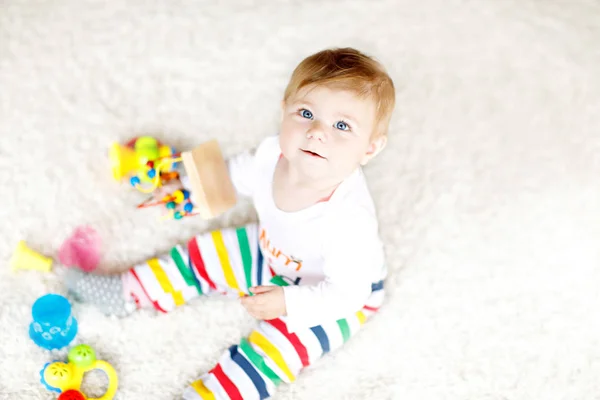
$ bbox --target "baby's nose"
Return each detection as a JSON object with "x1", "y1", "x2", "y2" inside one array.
[{"x1": 306, "y1": 121, "x2": 326, "y2": 142}]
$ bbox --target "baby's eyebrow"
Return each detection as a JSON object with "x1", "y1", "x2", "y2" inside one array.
[{"x1": 295, "y1": 100, "x2": 314, "y2": 107}]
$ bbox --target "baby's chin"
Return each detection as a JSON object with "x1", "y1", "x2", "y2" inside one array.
[{"x1": 288, "y1": 157, "x2": 327, "y2": 175}]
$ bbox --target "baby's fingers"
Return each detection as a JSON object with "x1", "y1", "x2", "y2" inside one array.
[
  {"x1": 242, "y1": 302, "x2": 263, "y2": 319},
  {"x1": 241, "y1": 295, "x2": 265, "y2": 307}
]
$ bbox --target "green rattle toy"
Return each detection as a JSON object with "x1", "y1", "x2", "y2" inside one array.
[{"x1": 39, "y1": 344, "x2": 118, "y2": 400}]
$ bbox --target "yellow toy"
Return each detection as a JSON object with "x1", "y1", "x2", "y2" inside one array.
[
  {"x1": 39, "y1": 344, "x2": 118, "y2": 400},
  {"x1": 11, "y1": 240, "x2": 53, "y2": 272},
  {"x1": 109, "y1": 136, "x2": 180, "y2": 191}
]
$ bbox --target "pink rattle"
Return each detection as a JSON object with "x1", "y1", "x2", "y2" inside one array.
[{"x1": 58, "y1": 226, "x2": 102, "y2": 272}]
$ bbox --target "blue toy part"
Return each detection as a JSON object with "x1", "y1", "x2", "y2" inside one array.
[
  {"x1": 129, "y1": 176, "x2": 141, "y2": 187},
  {"x1": 29, "y1": 294, "x2": 78, "y2": 350},
  {"x1": 168, "y1": 146, "x2": 180, "y2": 169}
]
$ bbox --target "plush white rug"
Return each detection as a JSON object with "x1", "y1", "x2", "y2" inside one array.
[{"x1": 1, "y1": 0, "x2": 600, "y2": 399}]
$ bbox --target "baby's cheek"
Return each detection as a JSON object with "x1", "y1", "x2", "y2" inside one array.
[{"x1": 279, "y1": 136, "x2": 297, "y2": 157}]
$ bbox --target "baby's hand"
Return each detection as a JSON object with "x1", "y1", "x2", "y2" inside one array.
[{"x1": 241, "y1": 286, "x2": 286, "y2": 320}]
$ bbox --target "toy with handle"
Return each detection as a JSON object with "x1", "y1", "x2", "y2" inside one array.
[
  {"x1": 40, "y1": 344, "x2": 118, "y2": 400},
  {"x1": 110, "y1": 135, "x2": 199, "y2": 220}
]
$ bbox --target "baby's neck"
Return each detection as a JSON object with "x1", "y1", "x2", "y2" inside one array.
[
  {"x1": 284, "y1": 159, "x2": 342, "y2": 195},
  {"x1": 272, "y1": 157, "x2": 344, "y2": 213}
]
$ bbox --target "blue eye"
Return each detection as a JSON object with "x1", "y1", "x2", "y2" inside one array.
[
  {"x1": 335, "y1": 121, "x2": 349, "y2": 131},
  {"x1": 300, "y1": 109, "x2": 313, "y2": 119}
]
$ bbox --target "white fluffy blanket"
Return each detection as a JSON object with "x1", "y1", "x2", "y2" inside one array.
[{"x1": 1, "y1": 0, "x2": 599, "y2": 399}]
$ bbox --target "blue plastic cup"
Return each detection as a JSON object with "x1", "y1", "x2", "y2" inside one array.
[{"x1": 29, "y1": 294, "x2": 78, "y2": 350}]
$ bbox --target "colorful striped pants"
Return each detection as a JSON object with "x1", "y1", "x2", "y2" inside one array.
[{"x1": 127, "y1": 223, "x2": 385, "y2": 400}]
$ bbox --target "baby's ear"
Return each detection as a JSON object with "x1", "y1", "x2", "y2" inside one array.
[{"x1": 360, "y1": 135, "x2": 387, "y2": 166}]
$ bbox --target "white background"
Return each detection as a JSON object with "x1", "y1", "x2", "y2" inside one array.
[{"x1": 1, "y1": 0, "x2": 599, "y2": 399}]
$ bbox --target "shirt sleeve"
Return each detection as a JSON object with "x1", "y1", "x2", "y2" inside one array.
[
  {"x1": 227, "y1": 147, "x2": 258, "y2": 198},
  {"x1": 282, "y1": 206, "x2": 385, "y2": 332},
  {"x1": 226, "y1": 135, "x2": 281, "y2": 198}
]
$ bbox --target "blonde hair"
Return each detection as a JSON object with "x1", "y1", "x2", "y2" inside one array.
[{"x1": 283, "y1": 47, "x2": 396, "y2": 137}]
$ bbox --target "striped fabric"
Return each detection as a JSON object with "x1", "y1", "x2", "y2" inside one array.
[
  {"x1": 128, "y1": 223, "x2": 270, "y2": 312},
  {"x1": 126, "y1": 223, "x2": 385, "y2": 399},
  {"x1": 183, "y1": 284, "x2": 385, "y2": 400}
]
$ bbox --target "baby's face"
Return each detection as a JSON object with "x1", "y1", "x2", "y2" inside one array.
[{"x1": 280, "y1": 84, "x2": 382, "y2": 183}]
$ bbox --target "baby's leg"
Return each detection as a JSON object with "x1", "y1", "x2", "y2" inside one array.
[
  {"x1": 65, "y1": 223, "x2": 271, "y2": 316},
  {"x1": 182, "y1": 282, "x2": 385, "y2": 400}
]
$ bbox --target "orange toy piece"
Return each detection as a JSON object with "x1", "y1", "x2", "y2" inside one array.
[{"x1": 181, "y1": 139, "x2": 237, "y2": 219}]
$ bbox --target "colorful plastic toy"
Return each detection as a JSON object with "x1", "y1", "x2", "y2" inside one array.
[
  {"x1": 110, "y1": 136, "x2": 239, "y2": 220},
  {"x1": 40, "y1": 344, "x2": 118, "y2": 400},
  {"x1": 110, "y1": 136, "x2": 199, "y2": 220},
  {"x1": 109, "y1": 136, "x2": 180, "y2": 191},
  {"x1": 58, "y1": 226, "x2": 102, "y2": 272},
  {"x1": 29, "y1": 294, "x2": 78, "y2": 350},
  {"x1": 11, "y1": 241, "x2": 53, "y2": 272}
]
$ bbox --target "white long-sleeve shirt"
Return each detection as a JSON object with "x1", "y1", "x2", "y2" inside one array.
[{"x1": 228, "y1": 135, "x2": 386, "y2": 332}]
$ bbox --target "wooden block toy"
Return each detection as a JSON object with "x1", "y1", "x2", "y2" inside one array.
[{"x1": 181, "y1": 139, "x2": 237, "y2": 219}]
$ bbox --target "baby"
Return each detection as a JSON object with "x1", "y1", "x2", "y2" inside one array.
[{"x1": 66, "y1": 47, "x2": 396, "y2": 399}]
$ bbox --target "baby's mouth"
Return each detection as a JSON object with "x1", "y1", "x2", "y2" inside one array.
[{"x1": 301, "y1": 149, "x2": 325, "y2": 159}]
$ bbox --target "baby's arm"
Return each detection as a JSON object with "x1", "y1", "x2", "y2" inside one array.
[
  {"x1": 283, "y1": 209, "x2": 385, "y2": 332},
  {"x1": 225, "y1": 146, "x2": 258, "y2": 198}
]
